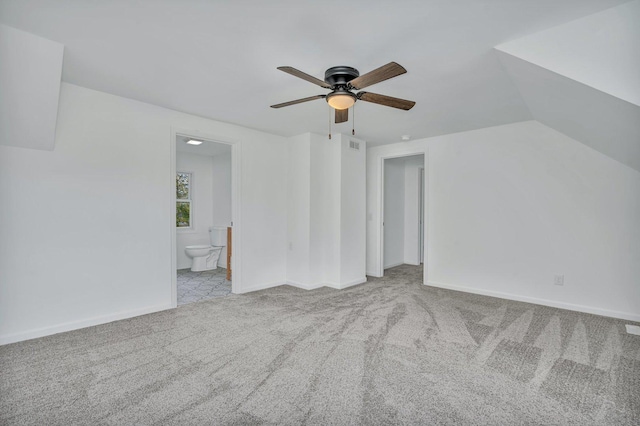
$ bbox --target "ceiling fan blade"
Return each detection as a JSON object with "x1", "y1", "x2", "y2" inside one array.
[
  {"x1": 358, "y1": 92, "x2": 415, "y2": 110},
  {"x1": 349, "y1": 62, "x2": 407, "y2": 90},
  {"x1": 335, "y1": 108, "x2": 348, "y2": 123},
  {"x1": 277, "y1": 66, "x2": 331, "y2": 89},
  {"x1": 270, "y1": 95, "x2": 325, "y2": 108}
]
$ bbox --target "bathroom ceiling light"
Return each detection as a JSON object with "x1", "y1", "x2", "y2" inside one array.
[{"x1": 186, "y1": 139, "x2": 203, "y2": 145}]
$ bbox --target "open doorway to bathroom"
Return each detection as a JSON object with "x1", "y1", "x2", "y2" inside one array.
[
  {"x1": 381, "y1": 154, "x2": 425, "y2": 276},
  {"x1": 171, "y1": 132, "x2": 238, "y2": 306}
]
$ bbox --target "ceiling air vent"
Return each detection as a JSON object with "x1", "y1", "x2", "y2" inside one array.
[{"x1": 349, "y1": 140, "x2": 360, "y2": 151}]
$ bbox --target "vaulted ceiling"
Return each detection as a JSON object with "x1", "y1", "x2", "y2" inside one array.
[
  {"x1": 0, "y1": 0, "x2": 632, "y2": 147},
  {"x1": 495, "y1": 0, "x2": 640, "y2": 172}
]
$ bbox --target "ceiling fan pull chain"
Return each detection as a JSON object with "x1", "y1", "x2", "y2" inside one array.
[
  {"x1": 352, "y1": 104, "x2": 355, "y2": 136},
  {"x1": 328, "y1": 106, "x2": 332, "y2": 140}
]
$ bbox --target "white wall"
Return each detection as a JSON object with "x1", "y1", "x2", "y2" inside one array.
[
  {"x1": 285, "y1": 133, "x2": 367, "y2": 290},
  {"x1": 212, "y1": 152, "x2": 232, "y2": 226},
  {"x1": 176, "y1": 152, "x2": 214, "y2": 270},
  {"x1": 0, "y1": 24, "x2": 63, "y2": 150},
  {"x1": 0, "y1": 83, "x2": 288, "y2": 344},
  {"x1": 211, "y1": 152, "x2": 232, "y2": 267},
  {"x1": 339, "y1": 134, "x2": 367, "y2": 286},
  {"x1": 403, "y1": 155, "x2": 424, "y2": 265},
  {"x1": 383, "y1": 158, "x2": 405, "y2": 268},
  {"x1": 367, "y1": 120, "x2": 640, "y2": 321},
  {"x1": 286, "y1": 134, "x2": 311, "y2": 285},
  {"x1": 322, "y1": 135, "x2": 343, "y2": 286},
  {"x1": 309, "y1": 132, "x2": 329, "y2": 286}
]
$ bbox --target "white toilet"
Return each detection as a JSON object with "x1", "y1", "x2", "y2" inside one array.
[{"x1": 185, "y1": 227, "x2": 227, "y2": 272}]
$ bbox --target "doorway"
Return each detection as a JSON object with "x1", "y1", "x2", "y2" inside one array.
[
  {"x1": 170, "y1": 130, "x2": 241, "y2": 307},
  {"x1": 381, "y1": 154, "x2": 425, "y2": 275}
]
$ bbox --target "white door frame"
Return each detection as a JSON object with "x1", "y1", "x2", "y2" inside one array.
[
  {"x1": 378, "y1": 152, "x2": 428, "y2": 282},
  {"x1": 419, "y1": 167, "x2": 425, "y2": 264},
  {"x1": 170, "y1": 128, "x2": 242, "y2": 308}
]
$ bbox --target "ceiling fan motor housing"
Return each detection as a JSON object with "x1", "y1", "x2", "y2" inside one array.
[{"x1": 324, "y1": 66, "x2": 360, "y2": 87}]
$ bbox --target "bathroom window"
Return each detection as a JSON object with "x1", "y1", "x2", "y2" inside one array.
[{"x1": 176, "y1": 172, "x2": 192, "y2": 228}]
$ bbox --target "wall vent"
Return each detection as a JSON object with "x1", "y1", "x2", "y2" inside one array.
[{"x1": 349, "y1": 140, "x2": 360, "y2": 151}]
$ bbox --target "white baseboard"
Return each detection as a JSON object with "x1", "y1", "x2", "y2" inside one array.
[
  {"x1": 285, "y1": 277, "x2": 368, "y2": 291},
  {"x1": 325, "y1": 277, "x2": 368, "y2": 290},
  {"x1": 384, "y1": 262, "x2": 404, "y2": 269},
  {"x1": 427, "y1": 280, "x2": 640, "y2": 323},
  {"x1": 0, "y1": 303, "x2": 173, "y2": 346},
  {"x1": 286, "y1": 280, "x2": 325, "y2": 291},
  {"x1": 238, "y1": 277, "x2": 366, "y2": 294},
  {"x1": 237, "y1": 280, "x2": 287, "y2": 294}
]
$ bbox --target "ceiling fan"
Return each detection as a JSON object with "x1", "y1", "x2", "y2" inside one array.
[{"x1": 271, "y1": 62, "x2": 415, "y2": 124}]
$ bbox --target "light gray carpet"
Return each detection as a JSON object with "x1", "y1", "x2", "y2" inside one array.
[{"x1": 1, "y1": 265, "x2": 639, "y2": 425}]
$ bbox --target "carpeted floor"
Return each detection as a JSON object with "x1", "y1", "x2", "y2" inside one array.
[{"x1": 1, "y1": 265, "x2": 638, "y2": 425}]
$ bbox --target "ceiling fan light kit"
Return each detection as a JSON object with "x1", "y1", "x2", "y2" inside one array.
[
  {"x1": 271, "y1": 62, "x2": 415, "y2": 133},
  {"x1": 326, "y1": 91, "x2": 356, "y2": 110}
]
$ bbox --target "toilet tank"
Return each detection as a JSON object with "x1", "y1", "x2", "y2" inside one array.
[{"x1": 209, "y1": 226, "x2": 227, "y2": 247}]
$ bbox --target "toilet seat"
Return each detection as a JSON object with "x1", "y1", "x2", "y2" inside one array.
[{"x1": 186, "y1": 244, "x2": 213, "y2": 249}]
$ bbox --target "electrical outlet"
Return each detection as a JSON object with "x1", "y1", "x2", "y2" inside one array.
[{"x1": 554, "y1": 275, "x2": 564, "y2": 286}]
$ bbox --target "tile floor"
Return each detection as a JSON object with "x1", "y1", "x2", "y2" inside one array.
[{"x1": 177, "y1": 268, "x2": 232, "y2": 305}]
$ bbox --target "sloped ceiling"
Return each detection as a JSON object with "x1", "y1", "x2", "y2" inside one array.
[
  {"x1": 496, "y1": 1, "x2": 640, "y2": 107},
  {"x1": 496, "y1": 0, "x2": 640, "y2": 171},
  {"x1": 496, "y1": 51, "x2": 640, "y2": 172},
  {"x1": 0, "y1": 24, "x2": 63, "y2": 150},
  {"x1": 0, "y1": 0, "x2": 629, "y2": 146}
]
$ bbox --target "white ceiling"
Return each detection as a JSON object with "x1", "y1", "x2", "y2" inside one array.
[
  {"x1": 497, "y1": 50, "x2": 640, "y2": 172},
  {"x1": 0, "y1": 0, "x2": 629, "y2": 146}
]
